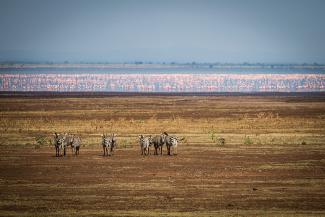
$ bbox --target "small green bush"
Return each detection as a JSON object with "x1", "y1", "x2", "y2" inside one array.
[
  {"x1": 35, "y1": 135, "x2": 48, "y2": 146},
  {"x1": 209, "y1": 130, "x2": 225, "y2": 146},
  {"x1": 244, "y1": 135, "x2": 253, "y2": 145},
  {"x1": 118, "y1": 139, "x2": 131, "y2": 149}
]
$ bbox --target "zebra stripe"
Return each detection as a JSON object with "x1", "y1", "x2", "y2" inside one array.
[
  {"x1": 102, "y1": 134, "x2": 116, "y2": 156},
  {"x1": 139, "y1": 135, "x2": 151, "y2": 155}
]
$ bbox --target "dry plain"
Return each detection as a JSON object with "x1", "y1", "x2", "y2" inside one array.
[{"x1": 0, "y1": 93, "x2": 325, "y2": 216}]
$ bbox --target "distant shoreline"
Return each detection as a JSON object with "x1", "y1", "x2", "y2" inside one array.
[
  {"x1": 1, "y1": 91, "x2": 324, "y2": 98},
  {"x1": 1, "y1": 63, "x2": 324, "y2": 75}
]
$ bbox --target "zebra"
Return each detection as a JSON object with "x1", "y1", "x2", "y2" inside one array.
[
  {"x1": 53, "y1": 132, "x2": 61, "y2": 157},
  {"x1": 71, "y1": 136, "x2": 81, "y2": 156},
  {"x1": 165, "y1": 135, "x2": 182, "y2": 155},
  {"x1": 102, "y1": 134, "x2": 117, "y2": 156},
  {"x1": 138, "y1": 135, "x2": 152, "y2": 155},
  {"x1": 53, "y1": 132, "x2": 66, "y2": 157},
  {"x1": 151, "y1": 133, "x2": 167, "y2": 155},
  {"x1": 60, "y1": 133, "x2": 72, "y2": 156},
  {"x1": 58, "y1": 133, "x2": 82, "y2": 156},
  {"x1": 61, "y1": 133, "x2": 74, "y2": 154}
]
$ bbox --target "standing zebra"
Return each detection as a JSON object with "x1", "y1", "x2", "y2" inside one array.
[
  {"x1": 151, "y1": 133, "x2": 167, "y2": 155},
  {"x1": 53, "y1": 132, "x2": 61, "y2": 157},
  {"x1": 60, "y1": 133, "x2": 72, "y2": 156},
  {"x1": 53, "y1": 132, "x2": 66, "y2": 157},
  {"x1": 71, "y1": 136, "x2": 81, "y2": 155},
  {"x1": 138, "y1": 135, "x2": 152, "y2": 155},
  {"x1": 165, "y1": 135, "x2": 182, "y2": 155},
  {"x1": 102, "y1": 134, "x2": 117, "y2": 156},
  {"x1": 61, "y1": 133, "x2": 74, "y2": 155}
]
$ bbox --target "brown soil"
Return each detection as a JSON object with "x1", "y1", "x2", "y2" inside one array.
[{"x1": 1, "y1": 145, "x2": 325, "y2": 216}]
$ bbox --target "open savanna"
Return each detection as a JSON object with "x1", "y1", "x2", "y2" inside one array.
[{"x1": 0, "y1": 93, "x2": 325, "y2": 216}]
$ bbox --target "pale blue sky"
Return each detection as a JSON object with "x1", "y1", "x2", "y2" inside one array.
[{"x1": 0, "y1": 0, "x2": 324, "y2": 63}]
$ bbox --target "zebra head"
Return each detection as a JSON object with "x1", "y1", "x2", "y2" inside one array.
[
  {"x1": 61, "y1": 133, "x2": 68, "y2": 147},
  {"x1": 138, "y1": 135, "x2": 144, "y2": 142},
  {"x1": 139, "y1": 135, "x2": 152, "y2": 146},
  {"x1": 102, "y1": 134, "x2": 114, "y2": 148},
  {"x1": 148, "y1": 135, "x2": 152, "y2": 146},
  {"x1": 53, "y1": 132, "x2": 63, "y2": 148},
  {"x1": 53, "y1": 132, "x2": 58, "y2": 144},
  {"x1": 161, "y1": 132, "x2": 168, "y2": 143},
  {"x1": 169, "y1": 137, "x2": 178, "y2": 147}
]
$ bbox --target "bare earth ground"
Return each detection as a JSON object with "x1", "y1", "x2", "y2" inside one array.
[{"x1": 0, "y1": 93, "x2": 325, "y2": 216}]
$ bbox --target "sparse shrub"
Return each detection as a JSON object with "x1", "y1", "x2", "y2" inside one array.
[
  {"x1": 301, "y1": 141, "x2": 307, "y2": 145},
  {"x1": 209, "y1": 130, "x2": 225, "y2": 146},
  {"x1": 244, "y1": 135, "x2": 253, "y2": 145},
  {"x1": 35, "y1": 135, "x2": 48, "y2": 146},
  {"x1": 208, "y1": 130, "x2": 217, "y2": 143},
  {"x1": 118, "y1": 139, "x2": 131, "y2": 149}
]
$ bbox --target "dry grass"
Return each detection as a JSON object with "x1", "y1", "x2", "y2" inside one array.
[{"x1": 0, "y1": 96, "x2": 324, "y2": 148}]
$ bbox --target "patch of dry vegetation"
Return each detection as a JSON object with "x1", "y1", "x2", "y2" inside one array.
[{"x1": 0, "y1": 96, "x2": 324, "y2": 148}]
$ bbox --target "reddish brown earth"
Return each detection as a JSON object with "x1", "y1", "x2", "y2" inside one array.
[{"x1": 0, "y1": 145, "x2": 325, "y2": 216}]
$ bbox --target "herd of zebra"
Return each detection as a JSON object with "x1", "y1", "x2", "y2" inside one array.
[{"x1": 53, "y1": 132, "x2": 182, "y2": 157}]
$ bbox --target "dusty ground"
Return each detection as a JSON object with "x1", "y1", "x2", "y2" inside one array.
[{"x1": 0, "y1": 93, "x2": 325, "y2": 216}]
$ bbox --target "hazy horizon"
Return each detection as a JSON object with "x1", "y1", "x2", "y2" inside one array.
[{"x1": 1, "y1": 0, "x2": 325, "y2": 63}]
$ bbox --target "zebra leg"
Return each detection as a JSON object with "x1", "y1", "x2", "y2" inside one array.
[
  {"x1": 174, "y1": 145, "x2": 178, "y2": 155},
  {"x1": 107, "y1": 147, "x2": 111, "y2": 156}
]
